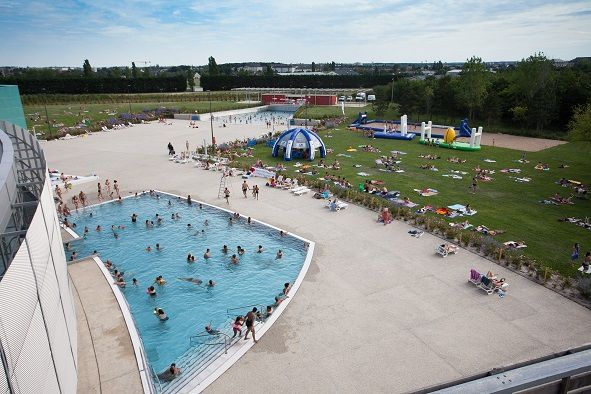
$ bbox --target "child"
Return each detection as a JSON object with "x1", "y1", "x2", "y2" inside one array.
[{"x1": 231, "y1": 316, "x2": 244, "y2": 338}]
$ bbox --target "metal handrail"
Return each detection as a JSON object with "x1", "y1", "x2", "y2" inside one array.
[
  {"x1": 226, "y1": 303, "x2": 266, "y2": 316},
  {"x1": 150, "y1": 366, "x2": 163, "y2": 393}
]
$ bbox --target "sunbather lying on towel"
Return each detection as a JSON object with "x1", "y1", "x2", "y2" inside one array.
[
  {"x1": 474, "y1": 225, "x2": 504, "y2": 236},
  {"x1": 504, "y1": 241, "x2": 527, "y2": 249}
]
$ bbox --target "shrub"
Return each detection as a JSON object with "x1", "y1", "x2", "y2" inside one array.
[
  {"x1": 577, "y1": 276, "x2": 591, "y2": 299},
  {"x1": 480, "y1": 237, "x2": 500, "y2": 256}
]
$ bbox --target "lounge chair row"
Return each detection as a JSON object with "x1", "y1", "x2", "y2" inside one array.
[{"x1": 469, "y1": 269, "x2": 509, "y2": 295}]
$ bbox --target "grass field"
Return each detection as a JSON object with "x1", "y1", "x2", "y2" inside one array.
[
  {"x1": 23, "y1": 101, "x2": 258, "y2": 134},
  {"x1": 295, "y1": 105, "x2": 567, "y2": 139},
  {"x1": 233, "y1": 124, "x2": 591, "y2": 277}
]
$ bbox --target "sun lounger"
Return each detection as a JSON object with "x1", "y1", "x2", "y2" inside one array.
[
  {"x1": 436, "y1": 244, "x2": 458, "y2": 257},
  {"x1": 293, "y1": 187, "x2": 311, "y2": 196},
  {"x1": 326, "y1": 200, "x2": 348, "y2": 211},
  {"x1": 469, "y1": 270, "x2": 508, "y2": 294},
  {"x1": 289, "y1": 186, "x2": 307, "y2": 193}
]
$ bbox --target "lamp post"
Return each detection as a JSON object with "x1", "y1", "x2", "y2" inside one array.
[
  {"x1": 42, "y1": 88, "x2": 51, "y2": 138},
  {"x1": 390, "y1": 77, "x2": 395, "y2": 103},
  {"x1": 127, "y1": 84, "x2": 132, "y2": 114},
  {"x1": 208, "y1": 90, "x2": 215, "y2": 145}
]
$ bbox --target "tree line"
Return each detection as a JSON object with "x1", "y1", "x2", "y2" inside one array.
[
  {"x1": 201, "y1": 74, "x2": 394, "y2": 90},
  {"x1": 0, "y1": 75, "x2": 187, "y2": 94},
  {"x1": 371, "y1": 54, "x2": 591, "y2": 134}
]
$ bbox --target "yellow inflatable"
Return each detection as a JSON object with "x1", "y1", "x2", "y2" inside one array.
[{"x1": 443, "y1": 127, "x2": 456, "y2": 144}]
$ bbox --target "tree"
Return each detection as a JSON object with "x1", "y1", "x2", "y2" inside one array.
[
  {"x1": 509, "y1": 53, "x2": 557, "y2": 131},
  {"x1": 263, "y1": 64, "x2": 275, "y2": 77},
  {"x1": 83, "y1": 59, "x2": 93, "y2": 78},
  {"x1": 311, "y1": 62, "x2": 316, "y2": 72},
  {"x1": 568, "y1": 103, "x2": 591, "y2": 141},
  {"x1": 131, "y1": 62, "x2": 138, "y2": 78},
  {"x1": 331, "y1": 61, "x2": 336, "y2": 71},
  {"x1": 187, "y1": 68, "x2": 195, "y2": 90},
  {"x1": 457, "y1": 56, "x2": 488, "y2": 121},
  {"x1": 208, "y1": 56, "x2": 220, "y2": 76}
]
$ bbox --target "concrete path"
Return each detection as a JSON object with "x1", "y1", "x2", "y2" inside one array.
[
  {"x1": 46, "y1": 120, "x2": 591, "y2": 393},
  {"x1": 69, "y1": 258, "x2": 143, "y2": 394}
]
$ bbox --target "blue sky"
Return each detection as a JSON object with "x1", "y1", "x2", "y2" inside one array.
[{"x1": 0, "y1": 0, "x2": 590, "y2": 67}]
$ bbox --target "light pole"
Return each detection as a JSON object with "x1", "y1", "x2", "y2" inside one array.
[
  {"x1": 390, "y1": 77, "x2": 395, "y2": 103},
  {"x1": 42, "y1": 88, "x2": 51, "y2": 138},
  {"x1": 208, "y1": 90, "x2": 215, "y2": 145}
]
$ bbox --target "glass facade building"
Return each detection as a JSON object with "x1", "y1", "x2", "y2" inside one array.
[{"x1": 0, "y1": 85, "x2": 26, "y2": 129}]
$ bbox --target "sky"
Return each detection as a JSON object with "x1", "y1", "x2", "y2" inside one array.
[{"x1": 0, "y1": 0, "x2": 590, "y2": 67}]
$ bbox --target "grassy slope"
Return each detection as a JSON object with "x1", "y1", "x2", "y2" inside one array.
[
  {"x1": 234, "y1": 119, "x2": 591, "y2": 277},
  {"x1": 23, "y1": 101, "x2": 257, "y2": 131}
]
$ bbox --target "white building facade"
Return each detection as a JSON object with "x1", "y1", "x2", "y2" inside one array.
[{"x1": 0, "y1": 120, "x2": 78, "y2": 394}]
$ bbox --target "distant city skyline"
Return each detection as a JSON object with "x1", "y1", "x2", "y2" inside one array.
[{"x1": 0, "y1": 0, "x2": 590, "y2": 67}]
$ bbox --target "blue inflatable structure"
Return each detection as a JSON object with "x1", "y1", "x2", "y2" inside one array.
[
  {"x1": 272, "y1": 128, "x2": 327, "y2": 161},
  {"x1": 350, "y1": 113, "x2": 416, "y2": 141}
]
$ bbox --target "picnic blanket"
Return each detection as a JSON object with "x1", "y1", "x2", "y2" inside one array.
[
  {"x1": 357, "y1": 172, "x2": 371, "y2": 177},
  {"x1": 447, "y1": 204, "x2": 477, "y2": 216},
  {"x1": 392, "y1": 198, "x2": 418, "y2": 208},
  {"x1": 414, "y1": 188, "x2": 438, "y2": 196},
  {"x1": 483, "y1": 159, "x2": 497, "y2": 163},
  {"x1": 501, "y1": 168, "x2": 521, "y2": 173}
]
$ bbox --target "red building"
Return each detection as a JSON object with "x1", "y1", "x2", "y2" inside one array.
[{"x1": 261, "y1": 93, "x2": 337, "y2": 106}]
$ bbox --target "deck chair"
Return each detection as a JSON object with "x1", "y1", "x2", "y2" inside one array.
[
  {"x1": 436, "y1": 244, "x2": 458, "y2": 258},
  {"x1": 293, "y1": 187, "x2": 311, "y2": 196}
]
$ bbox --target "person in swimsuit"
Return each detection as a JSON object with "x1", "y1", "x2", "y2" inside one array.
[
  {"x1": 205, "y1": 325, "x2": 221, "y2": 335},
  {"x1": 204, "y1": 249, "x2": 211, "y2": 259},
  {"x1": 244, "y1": 309, "x2": 258, "y2": 343},
  {"x1": 231, "y1": 254, "x2": 239, "y2": 264},
  {"x1": 231, "y1": 316, "x2": 243, "y2": 338}
]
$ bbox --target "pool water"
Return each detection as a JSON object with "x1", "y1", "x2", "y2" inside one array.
[
  {"x1": 213, "y1": 110, "x2": 294, "y2": 126},
  {"x1": 66, "y1": 193, "x2": 307, "y2": 372}
]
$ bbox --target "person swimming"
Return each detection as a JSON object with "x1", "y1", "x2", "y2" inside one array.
[
  {"x1": 231, "y1": 254, "x2": 239, "y2": 264},
  {"x1": 178, "y1": 277, "x2": 202, "y2": 285},
  {"x1": 222, "y1": 245, "x2": 228, "y2": 254},
  {"x1": 276, "y1": 250, "x2": 283, "y2": 259},
  {"x1": 204, "y1": 248, "x2": 211, "y2": 259},
  {"x1": 147, "y1": 286, "x2": 156, "y2": 296},
  {"x1": 206, "y1": 279, "x2": 215, "y2": 287},
  {"x1": 205, "y1": 325, "x2": 221, "y2": 335},
  {"x1": 154, "y1": 308, "x2": 168, "y2": 321},
  {"x1": 257, "y1": 245, "x2": 263, "y2": 253}
]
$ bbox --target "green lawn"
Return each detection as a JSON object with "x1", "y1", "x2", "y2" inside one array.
[
  {"x1": 23, "y1": 101, "x2": 258, "y2": 133},
  {"x1": 234, "y1": 125, "x2": 591, "y2": 277}
]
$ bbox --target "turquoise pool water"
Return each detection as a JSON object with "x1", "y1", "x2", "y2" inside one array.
[
  {"x1": 213, "y1": 110, "x2": 293, "y2": 126},
  {"x1": 66, "y1": 193, "x2": 308, "y2": 372}
]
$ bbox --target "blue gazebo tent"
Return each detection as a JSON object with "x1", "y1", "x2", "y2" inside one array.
[{"x1": 271, "y1": 128, "x2": 327, "y2": 161}]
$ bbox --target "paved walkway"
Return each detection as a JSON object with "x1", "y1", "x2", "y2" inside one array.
[
  {"x1": 45, "y1": 120, "x2": 591, "y2": 393},
  {"x1": 69, "y1": 258, "x2": 143, "y2": 394}
]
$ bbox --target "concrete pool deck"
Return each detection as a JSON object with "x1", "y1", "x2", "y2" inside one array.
[
  {"x1": 68, "y1": 258, "x2": 143, "y2": 394},
  {"x1": 46, "y1": 120, "x2": 591, "y2": 393}
]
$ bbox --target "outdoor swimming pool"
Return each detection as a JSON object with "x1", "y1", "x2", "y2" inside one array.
[
  {"x1": 213, "y1": 110, "x2": 293, "y2": 126},
  {"x1": 66, "y1": 193, "x2": 309, "y2": 374}
]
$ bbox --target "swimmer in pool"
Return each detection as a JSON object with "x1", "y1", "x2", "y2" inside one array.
[
  {"x1": 154, "y1": 308, "x2": 168, "y2": 321},
  {"x1": 231, "y1": 254, "x2": 239, "y2": 264},
  {"x1": 178, "y1": 277, "x2": 203, "y2": 285},
  {"x1": 204, "y1": 249, "x2": 211, "y2": 259},
  {"x1": 276, "y1": 250, "x2": 283, "y2": 259},
  {"x1": 146, "y1": 246, "x2": 152, "y2": 252},
  {"x1": 257, "y1": 245, "x2": 263, "y2": 253},
  {"x1": 206, "y1": 280, "x2": 215, "y2": 287},
  {"x1": 205, "y1": 325, "x2": 221, "y2": 335},
  {"x1": 222, "y1": 245, "x2": 228, "y2": 254}
]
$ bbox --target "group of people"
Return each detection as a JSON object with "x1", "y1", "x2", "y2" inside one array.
[
  {"x1": 230, "y1": 282, "x2": 291, "y2": 343},
  {"x1": 97, "y1": 179, "x2": 121, "y2": 201}
]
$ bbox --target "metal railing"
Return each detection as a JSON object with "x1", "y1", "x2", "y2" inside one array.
[{"x1": 0, "y1": 120, "x2": 46, "y2": 280}]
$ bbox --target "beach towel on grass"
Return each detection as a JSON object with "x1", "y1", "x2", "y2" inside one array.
[
  {"x1": 414, "y1": 188, "x2": 438, "y2": 196},
  {"x1": 442, "y1": 174, "x2": 463, "y2": 179},
  {"x1": 357, "y1": 172, "x2": 371, "y2": 177}
]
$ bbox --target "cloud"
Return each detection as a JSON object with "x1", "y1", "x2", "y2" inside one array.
[{"x1": 0, "y1": 0, "x2": 590, "y2": 66}]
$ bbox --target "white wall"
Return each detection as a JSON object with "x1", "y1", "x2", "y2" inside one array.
[{"x1": 0, "y1": 172, "x2": 77, "y2": 393}]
